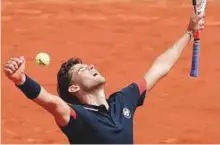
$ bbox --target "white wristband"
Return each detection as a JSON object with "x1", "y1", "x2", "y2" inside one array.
[{"x1": 186, "y1": 31, "x2": 193, "y2": 40}]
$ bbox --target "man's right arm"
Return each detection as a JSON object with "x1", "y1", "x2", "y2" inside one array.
[
  {"x1": 4, "y1": 57, "x2": 73, "y2": 127},
  {"x1": 32, "y1": 86, "x2": 72, "y2": 127}
]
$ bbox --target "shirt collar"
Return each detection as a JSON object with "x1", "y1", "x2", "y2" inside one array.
[{"x1": 82, "y1": 104, "x2": 108, "y2": 113}]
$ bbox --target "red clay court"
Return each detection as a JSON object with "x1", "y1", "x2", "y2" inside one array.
[{"x1": 2, "y1": 0, "x2": 220, "y2": 143}]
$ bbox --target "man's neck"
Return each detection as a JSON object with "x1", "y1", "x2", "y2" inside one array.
[{"x1": 80, "y1": 87, "x2": 109, "y2": 110}]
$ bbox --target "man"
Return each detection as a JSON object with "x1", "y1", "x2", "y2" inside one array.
[{"x1": 4, "y1": 14, "x2": 202, "y2": 144}]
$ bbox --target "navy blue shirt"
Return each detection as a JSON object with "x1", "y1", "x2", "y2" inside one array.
[{"x1": 59, "y1": 80, "x2": 147, "y2": 144}]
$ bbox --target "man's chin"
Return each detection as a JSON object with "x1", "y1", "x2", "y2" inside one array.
[
  {"x1": 97, "y1": 77, "x2": 106, "y2": 86},
  {"x1": 98, "y1": 79, "x2": 106, "y2": 86},
  {"x1": 96, "y1": 75, "x2": 106, "y2": 83}
]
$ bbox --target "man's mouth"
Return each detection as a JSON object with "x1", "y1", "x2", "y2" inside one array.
[{"x1": 93, "y1": 73, "x2": 98, "y2": 76}]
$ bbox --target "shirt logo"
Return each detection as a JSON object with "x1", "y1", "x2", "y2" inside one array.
[{"x1": 123, "y1": 107, "x2": 131, "y2": 119}]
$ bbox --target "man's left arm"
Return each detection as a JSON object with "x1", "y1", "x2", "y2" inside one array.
[
  {"x1": 118, "y1": 14, "x2": 201, "y2": 109},
  {"x1": 144, "y1": 14, "x2": 201, "y2": 91}
]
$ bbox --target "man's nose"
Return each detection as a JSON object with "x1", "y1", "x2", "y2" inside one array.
[{"x1": 89, "y1": 64, "x2": 95, "y2": 70}]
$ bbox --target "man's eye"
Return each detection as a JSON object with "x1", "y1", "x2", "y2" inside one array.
[{"x1": 79, "y1": 68, "x2": 86, "y2": 73}]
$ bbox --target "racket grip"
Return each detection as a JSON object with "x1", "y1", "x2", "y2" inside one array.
[{"x1": 190, "y1": 38, "x2": 200, "y2": 77}]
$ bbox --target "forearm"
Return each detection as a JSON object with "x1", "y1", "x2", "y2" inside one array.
[
  {"x1": 144, "y1": 15, "x2": 200, "y2": 91},
  {"x1": 4, "y1": 56, "x2": 71, "y2": 126},
  {"x1": 144, "y1": 31, "x2": 192, "y2": 90},
  {"x1": 16, "y1": 75, "x2": 56, "y2": 109},
  {"x1": 16, "y1": 74, "x2": 71, "y2": 126},
  {"x1": 16, "y1": 74, "x2": 42, "y2": 99},
  {"x1": 16, "y1": 75, "x2": 56, "y2": 105},
  {"x1": 154, "y1": 31, "x2": 192, "y2": 72}
]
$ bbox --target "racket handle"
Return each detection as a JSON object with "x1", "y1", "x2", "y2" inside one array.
[
  {"x1": 190, "y1": 38, "x2": 200, "y2": 77},
  {"x1": 192, "y1": 0, "x2": 197, "y2": 6}
]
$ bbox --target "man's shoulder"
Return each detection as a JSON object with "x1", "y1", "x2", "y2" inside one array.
[
  {"x1": 108, "y1": 83, "x2": 138, "y2": 99},
  {"x1": 69, "y1": 104, "x2": 86, "y2": 111},
  {"x1": 107, "y1": 90, "x2": 126, "y2": 104},
  {"x1": 67, "y1": 104, "x2": 97, "y2": 125}
]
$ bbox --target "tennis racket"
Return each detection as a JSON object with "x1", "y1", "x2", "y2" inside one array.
[{"x1": 190, "y1": 0, "x2": 206, "y2": 77}]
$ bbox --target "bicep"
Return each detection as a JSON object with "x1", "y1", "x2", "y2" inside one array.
[
  {"x1": 32, "y1": 87, "x2": 72, "y2": 127},
  {"x1": 145, "y1": 59, "x2": 169, "y2": 91}
]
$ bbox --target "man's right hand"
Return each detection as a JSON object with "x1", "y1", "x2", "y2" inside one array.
[
  {"x1": 4, "y1": 56, "x2": 26, "y2": 85},
  {"x1": 4, "y1": 56, "x2": 72, "y2": 126}
]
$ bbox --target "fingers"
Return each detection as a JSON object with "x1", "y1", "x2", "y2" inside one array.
[
  {"x1": 5, "y1": 63, "x2": 16, "y2": 72},
  {"x1": 4, "y1": 56, "x2": 25, "y2": 74},
  {"x1": 199, "y1": 21, "x2": 205, "y2": 31},
  {"x1": 191, "y1": 14, "x2": 202, "y2": 23},
  {"x1": 8, "y1": 60, "x2": 19, "y2": 69},
  {"x1": 10, "y1": 57, "x2": 21, "y2": 63},
  {"x1": 200, "y1": 26, "x2": 204, "y2": 31},
  {"x1": 4, "y1": 68, "x2": 13, "y2": 75},
  {"x1": 10, "y1": 57, "x2": 25, "y2": 66},
  {"x1": 194, "y1": 14, "x2": 205, "y2": 31},
  {"x1": 195, "y1": 15, "x2": 202, "y2": 23}
]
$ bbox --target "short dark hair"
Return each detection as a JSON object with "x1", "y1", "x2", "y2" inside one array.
[{"x1": 57, "y1": 57, "x2": 82, "y2": 105}]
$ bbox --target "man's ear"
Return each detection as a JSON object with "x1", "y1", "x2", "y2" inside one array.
[{"x1": 68, "y1": 85, "x2": 80, "y2": 93}]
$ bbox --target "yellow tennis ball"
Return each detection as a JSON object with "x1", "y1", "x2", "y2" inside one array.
[{"x1": 36, "y1": 52, "x2": 50, "y2": 66}]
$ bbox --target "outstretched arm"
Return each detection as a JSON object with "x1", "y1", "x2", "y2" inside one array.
[
  {"x1": 145, "y1": 14, "x2": 201, "y2": 91},
  {"x1": 4, "y1": 57, "x2": 72, "y2": 127}
]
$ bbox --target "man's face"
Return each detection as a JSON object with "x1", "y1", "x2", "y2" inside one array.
[{"x1": 70, "y1": 63, "x2": 106, "y2": 91}]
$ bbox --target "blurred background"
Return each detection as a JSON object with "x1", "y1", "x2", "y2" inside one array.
[{"x1": 1, "y1": 0, "x2": 220, "y2": 143}]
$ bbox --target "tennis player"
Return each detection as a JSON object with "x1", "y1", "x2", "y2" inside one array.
[{"x1": 3, "y1": 14, "x2": 201, "y2": 144}]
